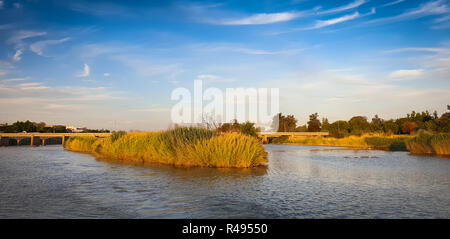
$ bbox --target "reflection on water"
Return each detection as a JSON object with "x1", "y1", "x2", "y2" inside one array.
[{"x1": 0, "y1": 144, "x2": 449, "y2": 218}]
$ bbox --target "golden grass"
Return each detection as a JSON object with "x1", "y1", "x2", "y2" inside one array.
[
  {"x1": 64, "y1": 127, "x2": 268, "y2": 168},
  {"x1": 406, "y1": 131, "x2": 450, "y2": 155},
  {"x1": 275, "y1": 133, "x2": 412, "y2": 150}
]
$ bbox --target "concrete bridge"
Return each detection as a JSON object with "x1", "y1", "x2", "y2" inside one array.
[
  {"x1": 0, "y1": 133, "x2": 111, "y2": 146},
  {"x1": 257, "y1": 131, "x2": 329, "y2": 144}
]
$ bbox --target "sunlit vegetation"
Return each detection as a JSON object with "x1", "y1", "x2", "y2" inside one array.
[
  {"x1": 406, "y1": 131, "x2": 450, "y2": 156},
  {"x1": 216, "y1": 120, "x2": 259, "y2": 137},
  {"x1": 272, "y1": 133, "x2": 411, "y2": 151},
  {"x1": 275, "y1": 108, "x2": 450, "y2": 136},
  {"x1": 64, "y1": 127, "x2": 267, "y2": 168}
]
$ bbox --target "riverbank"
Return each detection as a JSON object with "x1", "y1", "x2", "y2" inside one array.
[
  {"x1": 272, "y1": 132, "x2": 450, "y2": 156},
  {"x1": 272, "y1": 134, "x2": 411, "y2": 151},
  {"x1": 64, "y1": 127, "x2": 268, "y2": 168}
]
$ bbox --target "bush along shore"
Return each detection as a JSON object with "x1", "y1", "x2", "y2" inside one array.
[
  {"x1": 64, "y1": 127, "x2": 268, "y2": 168},
  {"x1": 272, "y1": 131, "x2": 450, "y2": 156},
  {"x1": 406, "y1": 131, "x2": 450, "y2": 156},
  {"x1": 272, "y1": 134, "x2": 412, "y2": 151}
]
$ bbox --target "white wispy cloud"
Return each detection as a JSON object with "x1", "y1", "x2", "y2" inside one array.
[
  {"x1": 7, "y1": 30, "x2": 47, "y2": 49},
  {"x1": 318, "y1": 0, "x2": 367, "y2": 15},
  {"x1": 433, "y1": 14, "x2": 450, "y2": 29},
  {"x1": 68, "y1": 1, "x2": 130, "y2": 16},
  {"x1": 389, "y1": 69, "x2": 424, "y2": 80},
  {"x1": 0, "y1": 1, "x2": 3, "y2": 9},
  {"x1": 77, "y1": 64, "x2": 90, "y2": 77},
  {"x1": 29, "y1": 37, "x2": 70, "y2": 56},
  {"x1": 1, "y1": 78, "x2": 26, "y2": 83},
  {"x1": 12, "y1": 49, "x2": 22, "y2": 62},
  {"x1": 103, "y1": 73, "x2": 110, "y2": 77},
  {"x1": 380, "y1": 0, "x2": 406, "y2": 8},
  {"x1": 277, "y1": 8, "x2": 375, "y2": 33},
  {"x1": 311, "y1": 11, "x2": 362, "y2": 29},
  {"x1": 213, "y1": 11, "x2": 304, "y2": 25},
  {"x1": 383, "y1": 47, "x2": 449, "y2": 54},
  {"x1": 191, "y1": 43, "x2": 306, "y2": 55},
  {"x1": 366, "y1": 0, "x2": 449, "y2": 25}
]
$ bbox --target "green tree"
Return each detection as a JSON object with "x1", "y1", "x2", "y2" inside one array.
[
  {"x1": 321, "y1": 117, "x2": 330, "y2": 132},
  {"x1": 275, "y1": 113, "x2": 297, "y2": 132},
  {"x1": 349, "y1": 116, "x2": 370, "y2": 135},
  {"x1": 328, "y1": 120, "x2": 349, "y2": 138},
  {"x1": 382, "y1": 120, "x2": 398, "y2": 135},
  {"x1": 370, "y1": 115, "x2": 384, "y2": 133},
  {"x1": 307, "y1": 113, "x2": 321, "y2": 132},
  {"x1": 239, "y1": 121, "x2": 258, "y2": 137}
]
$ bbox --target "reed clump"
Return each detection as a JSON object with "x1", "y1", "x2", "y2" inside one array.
[
  {"x1": 64, "y1": 127, "x2": 268, "y2": 168},
  {"x1": 406, "y1": 131, "x2": 450, "y2": 155}
]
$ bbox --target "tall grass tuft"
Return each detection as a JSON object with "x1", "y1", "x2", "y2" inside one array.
[
  {"x1": 64, "y1": 127, "x2": 267, "y2": 168},
  {"x1": 406, "y1": 131, "x2": 450, "y2": 155}
]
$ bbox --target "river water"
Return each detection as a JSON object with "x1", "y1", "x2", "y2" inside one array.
[{"x1": 0, "y1": 144, "x2": 449, "y2": 218}]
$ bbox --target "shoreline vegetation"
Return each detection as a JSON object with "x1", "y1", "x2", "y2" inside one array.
[
  {"x1": 272, "y1": 131, "x2": 450, "y2": 156},
  {"x1": 268, "y1": 108, "x2": 450, "y2": 156},
  {"x1": 272, "y1": 134, "x2": 411, "y2": 151},
  {"x1": 64, "y1": 127, "x2": 268, "y2": 168}
]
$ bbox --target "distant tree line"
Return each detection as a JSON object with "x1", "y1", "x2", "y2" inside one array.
[
  {"x1": 274, "y1": 106, "x2": 450, "y2": 138},
  {"x1": 216, "y1": 119, "x2": 259, "y2": 137},
  {"x1": 0, "y1": 120, "x2": 110, "y2": 133}
]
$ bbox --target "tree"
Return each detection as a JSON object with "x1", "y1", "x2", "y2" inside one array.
[
  {"x1": 328, "y1": 120, "x2": 349, "y2": 138},
  {"x1": 295, "y1": 124, "x2": 308, "y2": 132},
  {"x1": 382, "y1": 120, "x2": 398, "y2": 135},
  {"x1": 402, "y1": 121, "x2": 418, "y2": 134},
  {"x1": 239, "y1": 121, "x2": 258, "y2": 137},
  {"x1": 275, "y1": 113, "x2": 297, "y2": 132},
  {"x1": 349, "y1": 116, "x2": 370, "y2": 135},
  {"x1": 307, "y1": 113, "x2": 321, "y2": 132},
  {"x1": 370, "y1": 115, "x2": 383, "y2": 133},
  {"x1": 321, "y1": 117, "x2": 330, "y2": 132}
]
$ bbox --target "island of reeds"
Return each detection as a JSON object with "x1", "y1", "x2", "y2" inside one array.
[{"x1": 64, "y1": 127, "x2": 268, "y2": 168}]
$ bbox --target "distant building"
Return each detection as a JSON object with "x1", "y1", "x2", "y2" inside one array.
[{"x1": 66, "y1": 126, "x2": 87, "y2": 133}]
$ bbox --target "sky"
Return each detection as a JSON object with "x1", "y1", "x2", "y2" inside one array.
[{"x1": 0, "y1": 0, "x2": 450, "y2": 130}]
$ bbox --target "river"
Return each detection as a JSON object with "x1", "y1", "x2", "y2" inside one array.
[{"x1": 0, "y1": 144, "x2": 449, "y2": 218}]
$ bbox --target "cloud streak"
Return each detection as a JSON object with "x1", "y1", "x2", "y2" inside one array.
[
  {"x1": 318, "y1": 0, "x2": 367, "y2": 15},
  {"x1": 365, "y1": 0, "x2": 449, "y2": 25},
  {"x1": 7, "y1": 30, "x2": 46, "y2": 49},
  {"x1": 213, "y1": 11, "x2": 304, "y2": 25},
  {"x1": 29, "y1": 37, "x2": 70, "y2": 56},
  {"x1": 389, "y1": 69, "x2": 424, "y2": 80}
]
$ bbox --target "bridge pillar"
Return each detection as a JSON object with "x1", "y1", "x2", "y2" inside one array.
[
  {"x1": 62, "y1": 136, "x2": 65, "y2": 145},
  {"x1": 41, "y1": 138, "x2": 46, "y2": 146},
  {"x1": 16, "y1": 139, "x2": 20, "y2": 145},
  {"x1": 30, "y1": 136, "x2": 34, "y2": 147}
]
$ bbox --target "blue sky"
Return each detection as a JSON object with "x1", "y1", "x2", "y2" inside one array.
[{"x1": 1, "y1": 0, "x2": 450, "y2": 130}]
